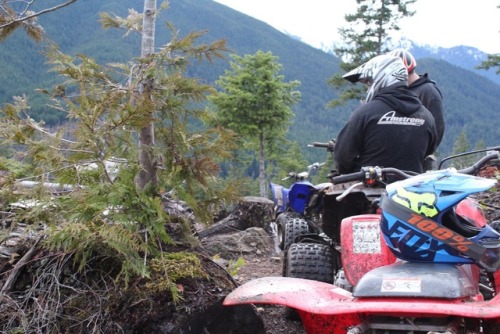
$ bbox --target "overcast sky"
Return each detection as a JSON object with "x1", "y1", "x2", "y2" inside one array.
[{"x1": 214, "y1": 0, "x2": 500, "y2": 54}]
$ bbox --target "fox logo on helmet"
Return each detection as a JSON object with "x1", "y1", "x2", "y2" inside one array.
[{"x1": 392, "y1": 187, "x2": 438, "y2": 218}]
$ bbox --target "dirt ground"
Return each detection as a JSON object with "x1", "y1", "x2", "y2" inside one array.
[{"x1": 234, "y1": 254, "x2": 307, "y2": 334}]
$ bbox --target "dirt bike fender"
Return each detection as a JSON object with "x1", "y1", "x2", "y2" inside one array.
[{"x1": 224, "y1": 276, "x2": 500, "y2": 334}]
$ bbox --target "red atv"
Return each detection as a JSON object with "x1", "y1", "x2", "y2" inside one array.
[{"x1": 224, "y1": 148, "x2": 500, "y2": 334}]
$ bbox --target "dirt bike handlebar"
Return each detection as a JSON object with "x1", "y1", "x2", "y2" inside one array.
[{"x1": 282, "y1": 172, "x2": 308, "y2": 181}]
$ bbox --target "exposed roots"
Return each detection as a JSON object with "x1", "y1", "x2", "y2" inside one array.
[
  {"x1": 0, "y1": 246, "x2": 124, "y2": 333},
  {"x1": 0, "y1": 236, "x2": 239, "y2": 333}
]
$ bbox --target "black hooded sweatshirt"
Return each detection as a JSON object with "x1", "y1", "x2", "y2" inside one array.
[
  {"x1": 333, "y1": 84, "x2": 437, "y2": 175},
  {"x1": 410, "y1": 73, "x2": 445, "y2": 147}
]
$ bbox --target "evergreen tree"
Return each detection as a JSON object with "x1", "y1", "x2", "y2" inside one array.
[
  {"x1": 101, "y1": 0, "x2": 161, "y2": 190},
  {"x1": 477, "y1": 54, "x2": 500, "y2": 75},
  {"x1": 0, "y1": 2, "x2": 237, "y2": 301},
  {"x1": 477, "y1": 5, "x2": 500, "y2": 75},
  {"x1": 328, "y1": 0, "x2": 416, "y2": 107},
  {"x1": 451, "y1": 130, "x2": 474, "y2": 168},
  {"x1": 453, "y1": 130, "x2": 470, "y2": 154},
  {"x1": 267, "y1": 140, "x2": 310, "y2": 185},
  {"x1": 210, "y1": 51, "x2": 301, "y2": 197}
]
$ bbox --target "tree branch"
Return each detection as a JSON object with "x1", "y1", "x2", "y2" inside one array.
[
  {"x1": 0, "y1": 0, "x2": 78, "y2": 29},
  {"x1": 1, "y1": 237, "x2": 42, "y2": 294}
]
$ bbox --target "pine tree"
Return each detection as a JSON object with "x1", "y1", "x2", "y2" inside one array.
[
  {"x1": 477, "y1": 54, "x2": 500, "y2": 74},
  {"x1": 210, "y1": 51, "x2": 301, "y2": 197},
  {"x1": 451, "y1": 130, "x2": 474, "y2": 168},
  {"x1": 328, "y1": 0, "x2": 416, "y2": 107},
  {"x1": 0, "y1": 3, "x2": 236, "y2": 288},
  {"x1": 477, "y1": 5, "x2": 500, "y2": 75}
]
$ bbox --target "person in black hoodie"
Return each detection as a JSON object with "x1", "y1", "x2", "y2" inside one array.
[
  {"x1": 333, "y1": 54, "x2": 437, "y2": 176},
  {"x1": 389, "y1": 49, "x2": 444, "y2": 148}
]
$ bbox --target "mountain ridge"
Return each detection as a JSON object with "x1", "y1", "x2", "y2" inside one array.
[{"x1": 308, "y1": 35, "x2": 500, "y2": 86}]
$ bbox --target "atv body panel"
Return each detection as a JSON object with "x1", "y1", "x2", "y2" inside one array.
[
  {"x1": 223, "y1": 276, "x2": 500, "y2": 334},
  {"x1": 340, "y1": 214, "x2": 396, "y2": 286}
]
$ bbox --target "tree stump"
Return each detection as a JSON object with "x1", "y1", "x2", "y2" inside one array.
[{"x1": 197, "y1": 196, "x2": 274, "y2": 239}]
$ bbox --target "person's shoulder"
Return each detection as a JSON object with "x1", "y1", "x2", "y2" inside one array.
[
  {"x1": 421, "y1": 79, "x2": 443, "y2": 98},
  {"x1": 348, "y1": 100, "x2": 382, "y2": 121},
  {"x1": 420, "y1": 73, "x2": 441, "y2": 87},
  {"x1": 412, "y1": 75, "x2": 443, "y2": 97},
  {"x1": 355, "y1": 99, "x2": 387, "y2": 111},
  {"x1": 417, "y1": 104, "x2": 436, "y2": 121},
  {"x1": 412, "y1": 73, "x2": 431, "y2": 85}
]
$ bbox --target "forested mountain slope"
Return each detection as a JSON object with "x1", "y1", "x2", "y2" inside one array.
[
  {"x1": 1, "y1": 0, "x2": 499, "y2": 160},
  {"x1": 410, "y1": 44, "x2": 500, "y2": 86}
]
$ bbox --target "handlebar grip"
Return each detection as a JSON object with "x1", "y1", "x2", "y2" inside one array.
[
  {"x1": 311, "y1": 142, "x2": 331, "y2": 148},
  {"x1": 331, "y1": 170, "x2": 365, "y2": 184},
  {"x1": 458, "y1": 152, "x2": 499, "y2": 175}
]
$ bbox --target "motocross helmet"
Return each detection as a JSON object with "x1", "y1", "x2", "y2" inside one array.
[
  {"x1": 380, "y1": 169, "x2": 500, "y2": 272},
  {"x1": 342, "y1": 54, "x2": 408, "y2": 102},
  {"x1": 388, "y1": 49, "x2": 417, "y2": 73}
]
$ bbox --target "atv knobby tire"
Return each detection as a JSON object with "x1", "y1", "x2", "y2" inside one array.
[
  {"x1": 283, "y1": 242, "x2": 334, "y2": 320},
  {"x1": 276, "y1": 213, "x2": 300, "y2": 250},
  {"x1": 284, "y1": 242, "x2": 334, "y2": 283},
  {"x1": 282, "y1": 218, "x2": 310, "y2": 251}
]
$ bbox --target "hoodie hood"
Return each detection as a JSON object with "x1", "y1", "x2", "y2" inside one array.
[{"x1": 374, "y1": 83, "x2": 422, "y2": 116}]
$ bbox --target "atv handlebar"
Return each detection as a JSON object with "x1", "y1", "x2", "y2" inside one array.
[
  {"x1": 308, "y1": 140, "x2": 336, "y2": 152},
  {"x1": 330, "y1": 169, "x2": 367, "y2": 184},
  {"x1": 438, "y1": 146, "x2": 500, "y2": 169},
  {"x1": 330, "y1": 166, "x2": 416, "y2": 185},
  {"x1": 307, "y1": 162, "x2": 325, "y2": 171},
  {"x1": 457, "y1": 151, "x2": 500, "y2": 175},
  {"x1": 330, "y1": 151, "x2": 500, "y2": 186}
]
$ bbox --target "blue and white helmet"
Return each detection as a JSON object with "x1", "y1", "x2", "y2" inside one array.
[
  {"x1": 380, "y1": 169, "x2": 500, "y2": 272},
  {"x1": 342, "y1": 54, "x2": 408, "y2": 102}
]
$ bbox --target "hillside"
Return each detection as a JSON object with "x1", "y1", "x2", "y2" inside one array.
[
  {"x1": 0, "y1": 0, "x2": 499, "y2": 161},
  {"x1": 410, "y1": 44, "x2": 500, "y2": 86}
]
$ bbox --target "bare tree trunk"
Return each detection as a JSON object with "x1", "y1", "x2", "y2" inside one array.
[
  {"x1": 137, "y1": 0, "x2": 157, "y2": 190},
  {"x1": 259, "y1": 131, "x2": 267, "y2": 198}
]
